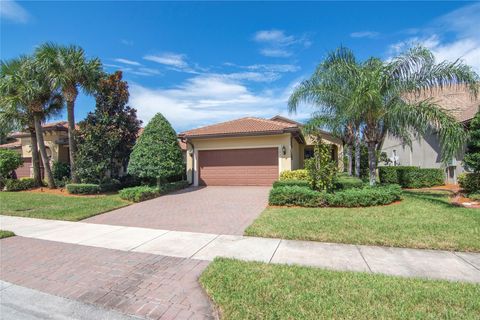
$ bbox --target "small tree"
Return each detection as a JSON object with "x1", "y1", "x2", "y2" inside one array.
[
  {"x1": 464, "y1": 111, "x2": 480, "y2": 173},
  {"x1": 128, "y1": 113, "x2": 184, "y2": 186},
  {"x1": 0, "y1": 149, "x2": 23, "y2": 179},
  {"x1": 75, "y1": 71, "x2": 141, "y2": 183},
  {"x1": 304, "y1": 137, "x2": 337, "y2": 191}
]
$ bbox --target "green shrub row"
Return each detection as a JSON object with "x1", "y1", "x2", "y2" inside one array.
[
  {"x1": 269, "y1": 184, "x2": 402, "y2": 208},
  {"x1": 99, "y1": 179, "x2": 121, "y2": 192},
  {"x1": 273, "y1": 180, "x2": 310, "y2": 188},
  {"x1": 458, "y1": 173, "x2": 480, "y2": 193},
  {"x1": 378, "y1": 166, "x2": 444, "y2": 188},
  {"x1": 119, "y1": 185, "x2": 159, "y2": 202},
  {"x1": 119, "y1": 180, "x2": 189, "y2": 202},
  {"x1": 324, "y1": 184, "x2": 402, "y2": 207},
  {"x1": 66, "y1": 183, "x2": 100, "y2": 194},
  {"x1": 4, "y1": 178, "x2": 37, "y2": 191},
  {"x1": 334, "y1": 174, "x2": 364, "y2": 190},
  {"x1": 269, "y1": 185, "x2": 324, "y2": 207},
  {"x1": 279, "y1": 169, "x2": 309, "y2": 181}
]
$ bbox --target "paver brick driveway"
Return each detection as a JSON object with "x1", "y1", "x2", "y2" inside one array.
[
  {"x1": 0, "y1": 236, "x2": 215, "y2": 320},
  {"x1": 85, "y1": 186, "x2": 270, "y2": 235}
]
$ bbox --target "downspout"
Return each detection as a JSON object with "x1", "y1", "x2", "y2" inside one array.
[{"x1": 185, "y1": 138, "x2": 195, "y2": 185}]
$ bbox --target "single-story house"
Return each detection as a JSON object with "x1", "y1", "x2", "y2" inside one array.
[
  {"x1": 178, "y1": 115, "x2": 343, "y2": 186},
  {"x1": 381, "y1": 85, "x2": 479, "y2": 184},
  {"x1": 0, "y1": 121, "x2": 71, "y2": 178}
]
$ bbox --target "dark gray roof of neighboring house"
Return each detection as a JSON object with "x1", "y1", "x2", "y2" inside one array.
[{"x1": 403, "y1": 85, "x2": 480, "y2": 123}]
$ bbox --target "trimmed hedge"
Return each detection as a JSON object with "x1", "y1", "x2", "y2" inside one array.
[
  {"x1": 99, "y1": 179, "x2": 121, "y2": 192},
  {"x1": 119, "y1": 180, "x2": 189, "y2": 202},
  {"x1": 66, "y1": 183, "x2": 100, "y2": 195},
  {"x1": 458, "y1": 173, "x2": 480, "y2": 193},
  {"x1": 4, "y1": 178, "x2": 37, "y2": 191},
  {"x1": 269, "y1": 184, "x2": 402, "y2": 208},
  {"x1": 119, "y1": 186, "x2": 159, "y2": 202},
  {"x1": 379, "y1": 166, "x2": 444, "y2": 188},
  {"x1": 324, "y1": 184, "x2": 402, "y2": 207},
  {"x1": 279, "y1": 169, "x2": 309, "y2": 181},
  {"x1": 273, "y1": 180, "x2": 310, "y2": 188},
  {"x1": 269, "y1": 186, "x2": 324, "y2": 207},
  {"x1": 334, "y1": 174, "x2": 364, "y2": 190}
]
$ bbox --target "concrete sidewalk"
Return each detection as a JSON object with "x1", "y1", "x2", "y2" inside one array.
[
  {"x1": 1, "y1": 215, "x2": 479, "y2": 283},
  {"x1": 0, "y1": 281, "x2": 137, "y2": 320}
]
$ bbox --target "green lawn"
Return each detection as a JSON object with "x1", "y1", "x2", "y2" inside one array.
[
  {"x1": 200, "y1": 258, "x2": 480, "y2": 320},
  {"x1": 0, "y1": 192, "x2": 130, "y2": 221},
  {"x1": 0, "y1": 230, "x2": 15, "y2": 239},
  {"x1": 245, "y1": 190, "x2": 480, "y2": 252}
]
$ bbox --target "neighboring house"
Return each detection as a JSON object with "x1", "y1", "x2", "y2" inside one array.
[
  {"x1": 178, "y1": 115, "x2": 343, "y2": 186},
  {"x1": 0, "y1": 121, "x2": 71, "y2": 178},
  {"x1": 381, "y1": 85, "x2": 480, "y2": 184}
]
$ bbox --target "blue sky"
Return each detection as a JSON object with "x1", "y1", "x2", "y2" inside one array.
[{"x1": 1, "y1": 1, "x2": 479, "y2": 132}]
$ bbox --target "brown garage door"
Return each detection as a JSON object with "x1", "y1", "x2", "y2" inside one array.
[{"x1": 199, "y1": 148, "x2": 278, "y2": 186}]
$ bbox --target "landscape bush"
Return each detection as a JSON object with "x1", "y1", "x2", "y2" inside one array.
[
  {"x1": 378, "y1": 166, "x2": 444, "y2": 188},
  {"x1": 0, "y1": 149, "x2": 23, "y2": 181},
  {"x1": 119, "y1": 180, "x2": 189, "y2": 202},
  {"x1": 66, "y1": 183, "x2": 100, "y2": 195},
  {"x1": 269, "y1": 184, "x2": 402, "y2": 207},
  {"x1": 458, "y1": 173, "x2": 480, "y2": 193},
  {"x1": 468, "y1": 193, "x2": 480, "y2": 201},
  {"x1": 279, "y1": 169, "x2": 309, "y2": 182},
  {"x1": 324, "y1": 184, "x2": 402, "y2": 207},
  {"x1": 4, "y1": 178, "x2": 37, "y2": 191},
  {"x1": 99, "y1": 179, "x2": 121, "y2": 192},
  {"x1": 52, "y1": 161, "x2": 70, "y2": 181},
  {"x1": 334, "y1": 174, "x2": 364, "y2": 190},
  {"x1": 269, "y1": 186, "x2": 325, "y2": 207},
  {"x1": 119, "y1": 185, "x2": 159, "y2": 202},
  {"x1": 273, "y1": 180, "x2": 310, "y2": 188}
]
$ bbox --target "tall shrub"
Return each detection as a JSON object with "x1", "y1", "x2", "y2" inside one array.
[
  {"x1": 305, "y1": 139, "x2": 337, "y2": 191},
  {"x1": 128, "y1": 113, "x2": 184, "y2": 186},
  {"x1": 0, "y1": 149, "x2": 22, "y2": 179},
  {"x1": 464, "y1": 112, "x2": 480, "y2": 173},
  {"x1": 75, "y1": 71, "x2": 141, "y2": 183}
]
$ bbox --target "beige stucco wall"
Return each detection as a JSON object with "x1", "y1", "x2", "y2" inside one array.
[
  {"x1": 304, "y1": 133, "x2": 344, "y2": 172},
  {"x1": 185, "y1": 133, "x2": 294, "y2": 186}
]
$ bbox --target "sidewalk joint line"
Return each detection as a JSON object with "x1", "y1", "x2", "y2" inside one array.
[
  {"x1": 269, "y1": 239, "x2": 282, "y2": 263},
  {"x1": 189, "y1": 234, "x2": 220, "y2": 259},
  {"x1": 356, "y1": 245, "x2": 372, "y2": 273},
  {"x1": 129, "y1": 230, "x2": 171, "y2": 251},
  {"x1": 453, "y1": 252, "x2": 480, "y2": 272}
]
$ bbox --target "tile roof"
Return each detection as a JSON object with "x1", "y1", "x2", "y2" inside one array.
[
  {"x1": 403, "y1": 85, "x2": 479, "y2": 123},
  {"x1": 179, "y1": 117, "x2": 300, "y2": 138},
  {"x1": 10, "y1": 121, "x2": 71, "y2": 138},
  {"x1": 0, "y1": 139, "x2": 21, "y2": 149}
]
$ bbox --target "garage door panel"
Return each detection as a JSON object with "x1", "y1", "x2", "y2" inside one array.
[{"x1": 199, "y1": 148, "x2": 278, "y2": 186}]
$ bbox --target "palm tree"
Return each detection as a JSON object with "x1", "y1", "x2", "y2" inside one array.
[
  {"x1": 290, "y1": 47, "x2": 361, "y2": 177},
  {"x1": 35, "y1": 43, "x2": 103, "y2": 183},
  {"x1": 290, "y1": 46, "x2": 479, "y2": 185},
  {"x1": 0, "y1": 56, "x2": 63, "y2": 188}
]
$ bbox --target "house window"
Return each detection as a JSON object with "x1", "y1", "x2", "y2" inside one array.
[{"x1": 304, "y1": 147, "x2": 314, "y2": 159}]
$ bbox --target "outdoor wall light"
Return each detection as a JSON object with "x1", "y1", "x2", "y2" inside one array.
[{"x1": 282, "y1": 145, "x2": 287, "y2": 156}]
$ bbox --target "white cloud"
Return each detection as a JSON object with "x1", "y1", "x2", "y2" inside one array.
[
  {"x1": 253, "y1": 29, "x2": 311, "y2": 58},
  {"x1": 387, "y1": 3, "x2": 480, "y2": 73},
  {"x1": 120, "y1": 39, "x2": 134, "y2": 46},
  {"x1": 128, "y1": 75, "x2": 308, "y2": 131},
  {"x1": 260, "y1": 48, "x2": 292, "y2": 58},
  {"x1": 144, "y1": 53, "x2": 187, "y2": 68},
  {"x1": 0, "y1": 0, "x2": 30, "y2": 23},
  {"x1": 114, "y1": 58, "x2": 141, "y2": 66},
  {"x1": 350, "y1": 31, "x2": 379, "y2": 39}
]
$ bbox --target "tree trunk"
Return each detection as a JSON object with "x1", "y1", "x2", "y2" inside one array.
[
  {"x1": 34, "y1": 113, "x2": 55, "y2": 188},
  {"x1": 29, "y1": 129, "x2": 42, "y2": 186},
  {"x1": 367, "y1": 141, "x2": 377, "y2": 186},
  {"x1": 354, "y1": 135, "x2": 361, "y2": 178},
  {"x1": 67, "y1": 100, "x2": 79, "y2": 183},
  {"x1": 346, "y1": 144, "x2": 353, "y2": 176}
]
